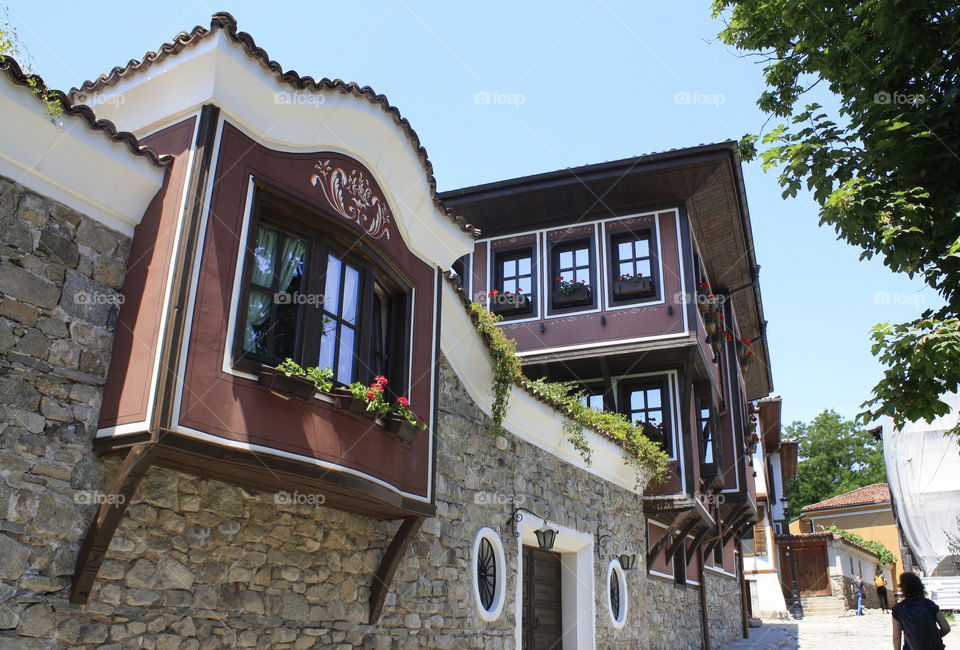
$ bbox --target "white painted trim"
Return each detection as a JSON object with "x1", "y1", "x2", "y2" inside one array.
[
  {"x1": 539, "y1": 223, "x2": 604, "y2": 320},
  {"x1": 95, "y1": 421, "x2": 150, "y2": 438},
  {"x1": 606, "y1": 559, "x2": 628, "y2": 629},
  {"x1": 173, "y1": 423, "x2": 431, "y2": 502},
  {"x1": 513, "y1": 512, "x2": 595, "y2": 650},
  {"x1": 514, "y1": 331, "x2": 688, "y2": 358},
  {"x1": 649, "y1": 569, "x2": 674, "y2": 581},
  {"x1": 0, "y1": 79, "x2": 164, "y2": 236},
  {"x1": 219, "y1": 173, "x2": 257, "y2": 381},
  {"x1": 705, "y1": 566, "x2": 737, "y2": 578},
  {"x1": 472, "y1": 527, "x2": 507, "y2": 622}
]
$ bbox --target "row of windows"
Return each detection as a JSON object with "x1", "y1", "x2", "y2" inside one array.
[{"x1": 486, "y1": 228, "x2": 658, "y2": 319}]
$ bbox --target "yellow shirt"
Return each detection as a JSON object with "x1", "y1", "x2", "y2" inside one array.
[{"x1": 875, "y1": 575, "x2": 886, "y2": 587}]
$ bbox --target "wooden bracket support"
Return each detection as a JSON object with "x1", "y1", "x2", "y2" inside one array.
[
  {"x1": 664, "y1": 515, "x2": 701, "y2": 561},
  {"x1": 369, "y1": 515, "x2": 424, "y2": 624},
  {"x1": 70, "y1": 442, "x2": 156, "y2": 604}
]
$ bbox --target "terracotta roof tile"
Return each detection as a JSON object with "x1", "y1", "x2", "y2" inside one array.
[
  {"x1": 800, "y1": 483, "x2": 890, "y2": 513},
  {"x1": 69, "y1": 12, "x2": 477, "y2": 237},
  {"x1": 0, "y1": 57, "x2": 170, "y2": 168}
]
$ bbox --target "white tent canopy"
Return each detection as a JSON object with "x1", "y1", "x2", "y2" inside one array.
[{"x1": 882, "y1": 393, "x2": 960, "y2": 576}]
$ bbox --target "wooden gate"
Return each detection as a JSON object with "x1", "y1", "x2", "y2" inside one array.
[
  {"x1": 779, "y1": 542, "x2": 830, "y2": 596},
  {"x1": 522, "y1": 546, "x2": 563, "y2": 649}
]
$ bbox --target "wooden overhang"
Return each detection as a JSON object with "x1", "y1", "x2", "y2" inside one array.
[
  {"x1": 643, "y1": 495, "x2": 717, "y2": 565},
  {"x1": 759, "y1": 396, "x2": 783, "y2": 455},
  {"x1": 440, "y1": 142, "x2": 773, "y2": 401}
]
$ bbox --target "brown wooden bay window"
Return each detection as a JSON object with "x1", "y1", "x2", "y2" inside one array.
[{"x1": 235, "y1": 188, "x2": 409, "y2": 395}]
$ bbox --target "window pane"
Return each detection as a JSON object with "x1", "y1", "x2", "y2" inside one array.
[
  {"x1": 251, "y1": 226, "x2": 279, "y2": 287},
  {"x1": 630, "y1": 391, "x2": 644, "y2": 411},
  {"x1": 243, "y1": 288, "x2": 273, "y2": 354},
  {"x1": 560, "y1": 270, "x2": 574, "y2": 283},
  {"x1": 618, "y1": 241, "x2": 632, "y2": 261},
  {"x1": 503, "y1": 279, "x2": 518, "y2": 294},
  {"x1": 277, "y1": 237, "x2": 306, "y2": 293},
  {"x1": 342, "y1": 264, "x2": 360, "y2": 325},
  {"x1": 619, "y1": 262, "x2": 633, "y2": 276},
  {"x1": 518, "y1": 257, "x2": 531, "y2": 275},
  {"x1": 324, "y1": 255, "x2": 342, "y2": 316},
  {"x1": 574, "y1": 268, "x2": 589, "y2": 284},
  {"x1": 637, "y1": 259, "x2": 652, "y2": 277},
  {"x1": 635, "y1": 238, "x2": 650, "y2": 258},
  {"x1": 518, "y1": 278, "x2": 531, "y2": 294},
  {"x1": 336, "y1": 325, "x2": 355, "y2": 384},
  {"x1": 587, "y1": 394, "x2": 604, "y2": 410},
  {"x1": 503, "y1": 259, "x2": 516, "y2": 277},
  {"x1": 647, "y1": 410, "x2": 662, "y2": 426},
  {"x1": 575, "y1": 248, "x2": 589, "y2": 267},
  {"x1": 318, "y1": 328, "x2": 335, "y2": 372},
  {"x1": 647, "y1": 388, "x2": 661, "y2": 408},
  {"x1": 559, "y1": 250, "x2": 573, "y2": 269}
]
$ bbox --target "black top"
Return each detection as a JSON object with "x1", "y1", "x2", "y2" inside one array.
[{"x1": 892, "y1": 597, "x2": 944, "y2": 650}]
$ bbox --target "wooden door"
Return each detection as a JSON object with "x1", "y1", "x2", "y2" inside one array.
[
  {"x1": 522, "y1": 546, "x2": 563, "y2": 649},
  {"x1": 780, "y1": 543, "x2": 830, "y2": 596}
]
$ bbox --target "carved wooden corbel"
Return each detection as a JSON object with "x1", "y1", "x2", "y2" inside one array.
[{"x1": 369, "y1": 515, "x2": 424, "y2": 624}]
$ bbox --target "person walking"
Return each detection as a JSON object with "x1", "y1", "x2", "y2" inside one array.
[
  {"x1": 876, "y1": 569, "x2": 889, "y2": 612},
  {"x1": 855, "y1": 574, "x2": 866, "y2": 616},
  {"x1": 891, "y1": 572, "x2": 951, "y2": 650}
]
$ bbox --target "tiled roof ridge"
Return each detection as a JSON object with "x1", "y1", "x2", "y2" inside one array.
[
  {"x1": 442, "y1": 272, "x2": 640, "y2": 457},
  {"x1": 801, "y1": 483, "x2": 890, "y2": 512},
  {"x1": 1, "y1": 56, "x2": 170, "y2": 168},
  {"x1": 69, "y1": 12, "x2": 478, "y2": 237}
]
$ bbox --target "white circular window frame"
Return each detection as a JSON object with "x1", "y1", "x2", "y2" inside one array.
[
  {"x1": 472, "y1": 527, "x2": 507, "y2": 621},
  {"x1": 607, "y1": 558, "x2": 628, "y2": 628}
]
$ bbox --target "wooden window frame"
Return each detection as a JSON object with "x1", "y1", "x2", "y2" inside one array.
[
  {"x1": 620, "y1": 377, "x2": 673, "y2": 457},
  {"x1": 492, "y1": 246, "x2": 536, "y2": 318},
  {"x1": 607, "y1": 227, "x2": 659, "y2": 305},
  {"x1": 233, "y1": 185, "x2": 411, "y2": 395},
  {"x1": 548, "y1": 237, "x2": 596, "y2": 313}
]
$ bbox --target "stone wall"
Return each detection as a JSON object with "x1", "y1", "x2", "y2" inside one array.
[
  {"x1": 0, "y1": 176, "x2": 746, "y2": 648},
  {"x1": 705, "y1": 571, "x2": 743, "y2": 647},
  {"x1": 0, "y1": 175, "x2": 133, "y2": 646}
]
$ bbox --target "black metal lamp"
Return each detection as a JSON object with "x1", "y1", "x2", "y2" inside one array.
[
  {"x1": 618, "y1": 552, "x2": 637, "y2": 571},
  {"x1": 535, "y1": 523, "x2": 558, "y2": 551}
]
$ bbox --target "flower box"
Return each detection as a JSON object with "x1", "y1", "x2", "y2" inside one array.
[
  {"x1": 612, "y1": 277, "x2": 654, "y2": 300},
  {"x1": 552, "y1": 285, "x2": 591, "y2": 308},
  {"x1": 346, "y1": 396, "x2": 380, "y2": 421},
  {"x1": 489, "y1": 293, "x2": 531, "y2": 315},
  {"x1": 258, "y1": 367, "x2": 317, "y2": 401},
  {"x1": 384, "y1": 415, "x2": 420, "y2": 444}
]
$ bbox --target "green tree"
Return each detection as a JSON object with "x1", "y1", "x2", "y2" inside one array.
[
  {"x1": 783, "y1": 410, "x2": 886, "y2": 519},
  {"x1": 713, "y1": 0, "x2": 960, "y2": 436}
]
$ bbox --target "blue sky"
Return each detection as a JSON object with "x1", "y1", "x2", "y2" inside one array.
[{"x1": 5, "y1": 0, "x2": 941, "y2": 426}]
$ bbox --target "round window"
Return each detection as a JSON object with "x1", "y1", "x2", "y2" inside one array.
[
  {"x1": 607, "y1": 559, "x2": 628, "y2": 628},
  {"x1": 472, "y1": 527, "x2": 506, "y2": 621}
]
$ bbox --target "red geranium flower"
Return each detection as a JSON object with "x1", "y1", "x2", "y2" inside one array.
[
  {"x1": 366, "y1": 390, "x2": 376, "y2": 400},
  {"x1": 489, "y1": 290, "x2": 499, "y2": 297},
  {"x1": 397, "y1": 396, "x2": 409, "y2": 407},
  {"x1": 371, "y1": 383, "x2": 383, "y2": 392},
  {"x1": 374, "y1": 375, "x2": 389, "y2": 386}
]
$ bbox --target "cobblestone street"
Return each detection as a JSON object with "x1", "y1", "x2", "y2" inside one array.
[{"x1": 718, "y1": 610, "x2": 959, "y2": 649}]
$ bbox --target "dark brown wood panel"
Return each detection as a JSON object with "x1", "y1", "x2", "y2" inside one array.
[
  {"x1": 779, "y1": 543, "x2": 829, "y2": 597},
  {"x1": 523, "y1": 546, "x2": 563, "y2": 650}
]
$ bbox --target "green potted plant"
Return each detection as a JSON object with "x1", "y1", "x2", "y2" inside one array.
[
  {"x1": 635, "y1": 420, "x2": 668, "y2": 450},
  {"x1": 344, "y1": 375, "x2": 392, "y2": 420},
  {"x1": 552, "y1": 277, "x2": 591, "y2": 307},
  {"x1": 488, "y1": 289, "x2": 531, "y2": 315},
  {"x1": 384, "y1": 395, "x2": 427, "y2": 444},
  {"x1": 697, "y1": 282, "x2": 713, "y2": 313},
  {"x1": 258, "y1": 359, "x2": 332, "y2": 400},
  {"x1": 612, "y1": 272, "x2": 654, "y2": 300}
]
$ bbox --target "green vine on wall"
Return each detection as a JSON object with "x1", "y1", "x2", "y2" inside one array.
[
  {"x1": 468, "y1": 302, "x2": 669, "y2": 487},
  {"x1": 820, "y1": 524, "x2": 897, "y2": 566}
]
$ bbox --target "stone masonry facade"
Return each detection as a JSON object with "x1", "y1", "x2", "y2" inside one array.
[{"x1": 0, "y1": 175, "x2": 745, "y2": 647}]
